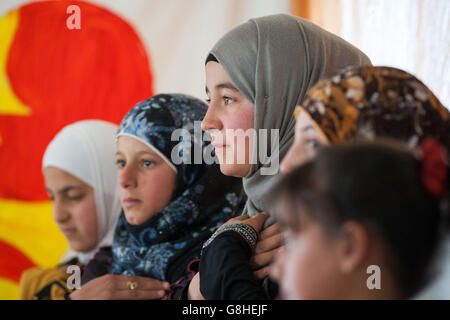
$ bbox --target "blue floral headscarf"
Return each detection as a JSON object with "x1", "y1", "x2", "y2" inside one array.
[{"x1": 110, "y1": 94, "x2": 244, "y2": 282}]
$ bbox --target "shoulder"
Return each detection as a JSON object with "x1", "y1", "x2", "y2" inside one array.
[{"x1": 19, "y1": 262, "x2": 80, "y2": 300}]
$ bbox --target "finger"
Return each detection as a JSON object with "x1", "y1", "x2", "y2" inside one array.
[
  {"x1": 254, "y1": 233, "x2": 285, "y2": 254},
  {"x1": 247, "y1": 212, "x2": 269, "y2": 232},
  {"x1": 250, "y1": 247, "x2": 283, "y2": 270},
  {"x1": 253, "y1": 267, "x2": 270, "y2": 280},
  {"x1": 115, "y1": 288, "x2": 167, "y2": 300},
  {"x1": 222, "y1": 214, "x2": 248, "y2": 226},
  {"x1": 259, "y1": 223, "x2": 282, "y2": 241},
  {"x1": 233, "y1": 214, "x2": 249, "y2": 221},
  {"x1": 120, "y1": 275, "x2": 170, "y2": 291}
]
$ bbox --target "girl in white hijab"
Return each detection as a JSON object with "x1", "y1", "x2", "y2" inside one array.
[{"x1": 20, "y1": 120, "x2": 121, "y2": 299}]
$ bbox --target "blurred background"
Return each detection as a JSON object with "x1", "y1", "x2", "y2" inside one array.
[{"x1": 0, "y1": 0, "x2": 448, "y2": 299}]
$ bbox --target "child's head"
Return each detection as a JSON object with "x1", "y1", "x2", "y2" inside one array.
[
  {"x1": 202, "y1": 15, "x2": 370, "y2": 219},
  {"x1": 42, "y1": 120, "x2": 121, "y2": 260},
  {"x1": 116, "y1": 135, "x2": 176, "y2": 225},
  {"x1": 115, "y1": 94, "x2": 208, "y2": 226},
  {"x1": 272, "y1": 139, "x2": 449, "y2": 299},
  {"x1": 281, "y1": 66, "x2": 450, "y2": 175}
]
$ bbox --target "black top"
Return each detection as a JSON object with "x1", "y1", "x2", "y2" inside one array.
[{"x1": 199, "y1": 229, "x2": 278, "y2": 300}]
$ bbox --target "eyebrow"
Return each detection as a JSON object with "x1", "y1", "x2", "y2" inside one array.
[
  {"x1": 47, "y1": 186, "x2": 84, "y2": 195},
  {"x1": 205, "y1": 82, "x2": 239, "y2": 94},
  {"x1": 116, "y1": 150, "x2": 157, "y2": 157},
  {"x1": 301, "y1": 125, "x2": 315, "y2": 132}
]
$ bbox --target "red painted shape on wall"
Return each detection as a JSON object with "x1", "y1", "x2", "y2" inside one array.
[{"x1": 0, "y1": 0, "x2": 153, "y2": 200}]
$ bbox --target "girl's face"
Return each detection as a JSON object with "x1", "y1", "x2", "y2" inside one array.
[
  {"x1": 202, "y1": 61, "x2": 255, "y2": 178},
  {"x1": 271, "y1": 211, "x2": 344, "y2": 300},
  {"x1": 44, "y1": 167, "x2": 98, "y2": 252},
  {"x1": 116, "y1": 136, "x2": 176, "y2": 225},
  {"x1": 280, "y1": 109, "x2": 328, "y2": 175}
]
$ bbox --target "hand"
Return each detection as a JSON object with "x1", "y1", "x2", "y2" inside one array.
[
  {"x1": 250, "y1": 223, "x2": 286, "y2": 280},
  {"x1": 218, "y1": 212, "x2": 269, "y2": 234},
  {"x1": 69, "y1": 274, "x2": 170, "y2": 300},
  {"x1": 187, "y1": 272, "x2": 205, "y2": 300}
]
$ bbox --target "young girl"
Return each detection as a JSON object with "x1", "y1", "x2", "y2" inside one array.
[
  {"x1": 278, "y1": 65, "x2": 450, "y2": 299},
  {"x1": 20, "y1": 120, "x2": 122, "y2": 299},
  {"x1": 271, "y1": 139, "x2": 449, "y2": 299},
  {"x1": 69, "y1": 94, "x2": 244, "y2": 300},
  {"x1": 195, "y1": 13, "x2": 371, "y2": 299},
  {"x1": 281, "y1": 66, "x2": 450, "y2": 174}
]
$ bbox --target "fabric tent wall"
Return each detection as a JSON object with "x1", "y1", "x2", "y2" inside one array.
[
  {"x1": 339, "y1": 0, "x2": 449, "y2": 109},
  {"x1": 292, "y1": 0, "x2": 449, "y2": 108}
]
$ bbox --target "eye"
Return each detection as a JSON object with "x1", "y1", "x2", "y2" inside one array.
[
  {"x1": 68, "y1": 194, "x2": 84, "y2": 201},
  {"x1": 116, "y1": 159, "x2": 126, "y2": 168},
  {"x1": 307, "y1": 140, "x2": 318, "y2": 149},
  {"x1": 142, "y1": 160, "x2": 155, "y2": 168},
  {"x1": 223, "y1": 96, "x2": 234, "y2": 105}
]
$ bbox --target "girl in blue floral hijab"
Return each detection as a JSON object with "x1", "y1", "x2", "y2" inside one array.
[{"x1": 106, "y1": 94, "x2": 244, "y2": 287}]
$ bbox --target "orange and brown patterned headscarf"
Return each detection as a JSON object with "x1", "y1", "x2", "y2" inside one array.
[{"x1": 295, "y1": 66, "x2": 450, "y2": 150}]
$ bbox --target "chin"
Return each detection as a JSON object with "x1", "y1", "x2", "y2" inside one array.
[
  {"x1": 124, "y1": 209, "x2": 155, "y2": 226},
  {"x1": 69, "y1": 241, "x2": 95, "y2": 253},
  {"x1": 219, "y1": 163, "x2": 250, "y2": 178},
  {"x1": 124, "y1": 212, "x2": 143, "y2": 225}
]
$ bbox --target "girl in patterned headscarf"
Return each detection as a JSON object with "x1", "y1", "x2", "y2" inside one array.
[
  {"x1": 72, "y1": 94, "x2": 244, "y2": 300},
  {"x1": 280, "y1": 66, "x2": 449, "y2": 174},
  {"x1": 272, "y1": 65, "x2": 450, "y2": 299},
  {"x1": 112, "y1": 94, "x2": 243, "y2": 282}
]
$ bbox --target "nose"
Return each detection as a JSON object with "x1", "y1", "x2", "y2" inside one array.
[
  {"x1": 118, "y1": 164, "x2": 137, "y2": 189},
  {"x1": 53, "y1": 198, "x2": 70, "y2": 224},
  {"x1": 201, "y1": 103, "x2": 222, "y2": 133}
]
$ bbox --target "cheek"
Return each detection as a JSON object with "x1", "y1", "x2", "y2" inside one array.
[
  {"x1": 72, "y1": 195, "x2": 98, "y2": 246},
  {"x1": 283, "y1": 234, "x2": 334, "y2": 300},
  {"x1": 223, "y1": 103, "x2": 254, "y2": 132},
  {"x1": 281, "y1": 140, "x2": 306, "y2": 174},
  {"x1": 140, "y1": 169, "x2": 175, "y2": 209},
  {"x1": 282, "y1": 240, "x2": 311, "y2": 299},
  {"x1": 224, "y1": 105, "x2": 254, "y2": 162}
]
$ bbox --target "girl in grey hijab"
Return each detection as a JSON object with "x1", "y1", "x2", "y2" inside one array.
[
  {"x1": 203, "y1": 14, "x2": 371, "y2": 222},
  {"x1": 194, "y1": 14, "x2": 371, "y2": 300}
]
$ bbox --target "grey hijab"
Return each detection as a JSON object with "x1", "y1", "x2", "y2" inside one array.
[{"x1": 208, "y1": 14, "x2": 371, "y2": 224}]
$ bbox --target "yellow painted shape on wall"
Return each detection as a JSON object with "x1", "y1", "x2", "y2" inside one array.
[
  {"x1": 0, "y1": 9, "x2": 32, "y2": 145},
  {"x1": 0, "y1": 199, "x2": 68, "y2": 268},
  {"x1": 0, "y1": 278, "x2": 20, "y2": 300}
]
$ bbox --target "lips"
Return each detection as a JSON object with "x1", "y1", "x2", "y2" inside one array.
[
  {"x1": 123, "y1": 197, "x2": 142, "y2": 208},
  {"x1": 61, "y1": 228, "x2": 76, "y2": 237}
]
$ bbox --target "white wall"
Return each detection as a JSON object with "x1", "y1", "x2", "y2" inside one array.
[
  {"x1": 0, "y1": 0, "x2": 290, "y2": 101},
  {"x1": 340, "y1": 0, "x2": 450, "y2": 108}
]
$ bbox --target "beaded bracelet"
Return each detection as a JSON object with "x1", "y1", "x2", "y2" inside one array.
[{"x1": 202, "y1": 223, "x2": 258, "y2": 252}]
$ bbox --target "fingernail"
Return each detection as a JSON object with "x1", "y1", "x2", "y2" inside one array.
[
  {"x1": 163, "y1": 282, "x2": 170, "y2": 290},
  {"x1": 158, "y1": 290, "x2": 166, "y2": 296},
  {"x1": 261, "y1": 211, "x2": 269, "y2": 216}
]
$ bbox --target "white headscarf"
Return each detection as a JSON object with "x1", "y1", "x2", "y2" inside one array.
[{"x1": 42, "y1": 120, "x2": 122, "y2": 264}]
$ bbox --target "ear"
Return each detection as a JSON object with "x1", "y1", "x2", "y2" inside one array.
[{"x1": 336, "y1": 221, "x2": 370, "y2": 274}]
